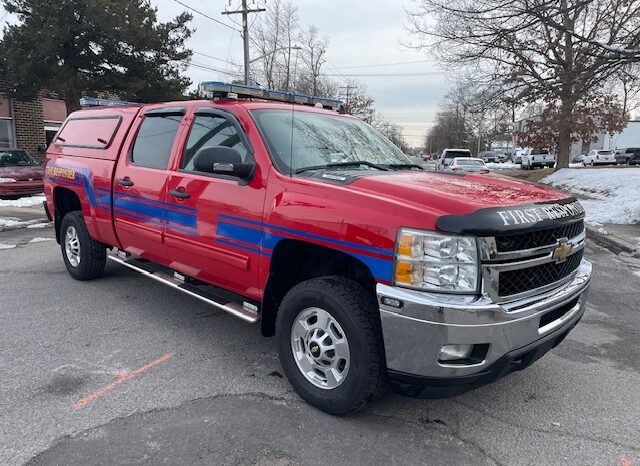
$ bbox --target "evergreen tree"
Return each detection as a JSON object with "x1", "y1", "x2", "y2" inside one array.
[{"x1": 0, "y1": 0, "x2": 193, "y2": 110}]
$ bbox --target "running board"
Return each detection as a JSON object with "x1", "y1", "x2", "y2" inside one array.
[{"x1": 107, "y1": 251, "x2": 259, "y2": 323}]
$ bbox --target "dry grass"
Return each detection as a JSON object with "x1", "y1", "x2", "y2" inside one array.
[{"x1": 499, "y1": 168, "x2": 555, "y2": 183}]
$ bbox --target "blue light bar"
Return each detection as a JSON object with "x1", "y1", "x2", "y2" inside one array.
[
  {"x1": 199, "y1": 81, "x2": 343, "y2": 111},
  {"x1": 79, "y1": 97, "x2": 139, "y2": 107}
]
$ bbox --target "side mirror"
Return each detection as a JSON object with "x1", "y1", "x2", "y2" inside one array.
[{"x1": 192, "y1": 146, "x2": 255, "y2": 180}]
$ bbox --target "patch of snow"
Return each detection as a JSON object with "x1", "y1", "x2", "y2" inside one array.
[
  {"x1": 0, "y1": 217, "x2": 26, "y2": 228},
  {"x1": 0, "y1": 194, "x2": 45, "y2": 207},
  {"x1": 29, "y1": 237, "x2": 54, "y2": 243},
  {"x1": 0, "y1": 243, "x2": 16, "y2": 250},
  {"x1": 0, "y1": 217, "x2": 41, "y2": 229},
  {"x1": 541, "y1": 167, "x2": 640, "y2": 225},
  {"x1": 568, "y1": 163, "x2": 583, "y2": 168},
  {"x1": 26, "y1": 222, "x2": 52, "y2": 229},
  {"x1": 634, "y1": 270, "x2": 640, "y2": 280},
  {"x1": 486, "y1": 161, "x2": 521, "y2": 170}
]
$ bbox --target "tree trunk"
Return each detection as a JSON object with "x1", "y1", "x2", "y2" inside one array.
[{"x1": 557, "y1": 97, "x2": 573, "y2": 169}]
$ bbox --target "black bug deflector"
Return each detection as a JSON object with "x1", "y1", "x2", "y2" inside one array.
[{"x1": 435, "y1": 197, "x2": 585, "y2": 236}]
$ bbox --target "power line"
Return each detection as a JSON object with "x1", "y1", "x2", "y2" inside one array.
[
  {"x1": 171, "y1": 0, "x2": 241, "y2": 33},
  {"x1": 334, "y1": 59, "x2": 434, "y2": 69},
  {"x1": 193, "y1": 50, "x2": 236, "y2": 66},
  {"x1": 322, "y1": 71, "x2": 446, "y2": 77},
  {"x1": 181, "y1": 59, "x2": 239, "y2": 77}
]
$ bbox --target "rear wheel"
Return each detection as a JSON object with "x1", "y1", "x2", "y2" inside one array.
[
  {"x1": 60, "y1": 211, "x2": 106, "y2": 280},
  {"x1": 276, "y1": 276, "x2": 387, "y2": 415}
]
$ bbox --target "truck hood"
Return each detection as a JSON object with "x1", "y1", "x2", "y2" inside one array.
[
  {"x1": 349, "y1": 171, "x2": 569, "y2": 216},
  {"x1": 0, "y1": 166, "x2": 44, "y2": 181}
]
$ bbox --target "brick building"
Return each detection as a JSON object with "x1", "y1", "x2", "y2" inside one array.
[{"x1": 0, "y1": 78, "x2": 68, "y2": 159}]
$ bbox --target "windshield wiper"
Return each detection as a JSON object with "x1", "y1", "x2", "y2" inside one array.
[
  {"x1": 384, "y1": 163, "x2": 424, "y2": 170},
  {"x1": 294, "y1": 161, "x2": 390, "y2": 174}
]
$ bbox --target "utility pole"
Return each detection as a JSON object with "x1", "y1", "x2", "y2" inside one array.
[
  {"x1": 338, "y1": 84, "x2": 355, "y2": 113},
  {"x1": 222, "y1": 1, "x2": 265, "y2": 85}
]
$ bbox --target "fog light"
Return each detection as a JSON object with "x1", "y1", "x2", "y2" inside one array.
[{"x1": 439, "y1": 344, "x2": 474, "y2": 362}]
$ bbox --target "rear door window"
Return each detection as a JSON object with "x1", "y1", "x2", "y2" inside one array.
[{"x1": 130, "y1": 115, "x2": 183, "y2": 169}]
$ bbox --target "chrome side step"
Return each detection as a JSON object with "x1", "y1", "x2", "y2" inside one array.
[{"x1": 107, "y1": 251, "x2": 259, "y2": 323}]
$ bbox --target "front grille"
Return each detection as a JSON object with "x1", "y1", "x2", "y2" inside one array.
[
  {"x1": 498, "y1": 250, "x2": 583, "y2": 297},
  {"x1": 495, "y1": 220, "x2": 584, "y2": 252}
]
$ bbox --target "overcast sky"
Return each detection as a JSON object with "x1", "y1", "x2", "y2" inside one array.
[{"x1": 152, "y1": 0, "x2": 450, "y2": 147}]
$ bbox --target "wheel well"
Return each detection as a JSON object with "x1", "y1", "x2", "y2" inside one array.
[
  {"x1": 53, "y1": 187, "x2": 82, "y2": 243},
  {"x1": 261, "y1": 240, "x2": 377, "y2": 337}
]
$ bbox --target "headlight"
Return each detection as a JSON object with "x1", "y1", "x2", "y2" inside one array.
[
  {"x1": 394, "y1": 228, "x2": 479, "y2": 293},
  {"x1": 0, "y1": 178, "x2": 16, "y2": 183}
]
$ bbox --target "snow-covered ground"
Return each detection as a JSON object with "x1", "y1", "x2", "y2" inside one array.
[
  {"x1": 486, "y1": 161, "x2": 521, "y2": 170},
  {"x1": 541, "y1": 168, "x2": 640, "y2": 226},
  {"x1": 0, "y1": 194, "x2": 45, "y2": 207}
]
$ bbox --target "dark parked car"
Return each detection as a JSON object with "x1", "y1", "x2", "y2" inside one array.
[
  {"x1": 0, "y1": 149, "x2": 44, "y2": 197},
  {"x1": 615, "y1": 148, "x2": 640, "y2": 165}
]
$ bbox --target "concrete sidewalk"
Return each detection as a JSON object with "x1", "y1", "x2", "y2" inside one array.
[{"x1": 586, "y1": 223, "x2": 640, "y2": 257}]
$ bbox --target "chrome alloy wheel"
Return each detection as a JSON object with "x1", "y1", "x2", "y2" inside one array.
[
  {"x1": 291, "y1": 307, "x2": 350, "y2": 389},
  {"x1": 64, "y1": 225, "x2": 81, "y2": 267}
]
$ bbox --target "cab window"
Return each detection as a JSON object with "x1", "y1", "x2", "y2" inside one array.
[
  {"x1": 130, "y1": 115, "x2": 183, "y2": 169},
  {"x1": 181, "y1": 115, "x2": 248, "y2": 171}
]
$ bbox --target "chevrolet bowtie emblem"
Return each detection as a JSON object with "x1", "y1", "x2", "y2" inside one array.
[{"x1": 552, "y1": 240, "x2": 572, "y2": 263}]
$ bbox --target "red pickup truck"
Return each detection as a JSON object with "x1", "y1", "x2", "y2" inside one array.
[{"x1": 44, "y1": 83, "x2": 591, "y2": 414}]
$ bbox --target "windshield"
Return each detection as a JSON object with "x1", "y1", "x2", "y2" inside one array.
[
  {"x1": 251, "y1": 109, "x2": 411, "y2": 173},
  {"x1": 0, "y1": 150, "x2": 40, "y2": 167},
  {"x1": 455, "y1": 159, "x2": 484, "y2": 166},
  {"x1": 531, "y1": 149, "x2": 549, "y2": 155},
  {"x1": 444, "y1": 151, "x2": 471, "y2": 158}
]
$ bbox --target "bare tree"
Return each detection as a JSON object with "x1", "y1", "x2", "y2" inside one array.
[
  {"x1": 373, "y1": 117, "x2": 410, "y2": 153},
  {"x1": 299, "y1": 25, "x2": 328, "y2": 96},
  {"x1": 407, "y1": 0, "x2": 640, "y2": 168}
]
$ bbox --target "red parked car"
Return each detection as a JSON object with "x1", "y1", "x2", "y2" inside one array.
[
  {"x1": 0, "y1": 149, "x2": 45, "y2": 197},
  {"x1": 44, "y1": 84, "x2": 591, "y2": 414}
]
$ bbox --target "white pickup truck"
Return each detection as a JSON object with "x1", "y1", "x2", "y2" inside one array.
[{"x1": 521, "y1": 149, "x2": 556, "y2": 170}]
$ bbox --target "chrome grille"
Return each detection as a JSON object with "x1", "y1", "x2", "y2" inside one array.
[
  {"x1": 498, "y1": 250, "x2": 583, "y2": 297},
  {"x1": 495, "y1": 220, "x2": 584, "y2": 252},
  {"x1": 481, "y1": 221, "x2": 586, "y2": 302}
]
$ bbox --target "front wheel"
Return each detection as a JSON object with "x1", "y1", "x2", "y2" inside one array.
[
  {"x1": 60, "y1": 211, "x2": 106, "y2": 280},
  {"x1": 276, "y1": 277, "x2": 387, "y2": 415}
]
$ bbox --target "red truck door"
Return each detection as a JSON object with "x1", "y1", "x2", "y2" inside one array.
[
  {"x1": 113, "y1": 106, "x2": 187, "y2": 264},
  {"x1": 164, "y1": 107, "x2": 266, "y2": 300}
]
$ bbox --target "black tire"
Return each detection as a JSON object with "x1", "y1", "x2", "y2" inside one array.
[
  {"x1": 276, "y1": 276, "x2": 387, "y2": 415},
  {"x1": 60, "y1": 211, "x2": 106, "y2": 280}
]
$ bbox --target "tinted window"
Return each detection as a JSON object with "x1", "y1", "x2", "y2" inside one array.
[
  {"x1": 131, "y1": 115, "x2": 182, "y2": 169},
  {"x1": 181, "y1": 115, "x2": 248, "y2": 171},
  {"x1": 57, "y1": 117, "x2": 120, "y2": 149},
  {"x1": 530, "y1": 149, "x2": 549, "y2": 155},
  {"x1": 444, "y1": 151, "x2": 471, "y2": 159}
]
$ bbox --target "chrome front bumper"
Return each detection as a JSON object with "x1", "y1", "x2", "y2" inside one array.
[{"x1": 378, "y1": 259, "x2": 591, "y2": 386}]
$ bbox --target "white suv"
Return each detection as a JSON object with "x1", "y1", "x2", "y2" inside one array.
[{"x1": 583, "y1": 149, "x2": 616, "y2": 166}]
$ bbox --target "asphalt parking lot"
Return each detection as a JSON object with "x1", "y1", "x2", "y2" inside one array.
[{"x1": 1, "y1": 224, "x2": 640, "y2": 465}]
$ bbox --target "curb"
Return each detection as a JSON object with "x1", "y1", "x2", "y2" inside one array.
[{"x1": 586, "y1": 226, "x2": 640, "y2": 257}]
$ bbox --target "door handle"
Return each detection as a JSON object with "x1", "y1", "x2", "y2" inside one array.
[
  {"x1": 169, "y1": 189, "x2": 191, "y2": 199},
  {"x1": 117, "y1": 177, "x2": 134, "y2": 187}
]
